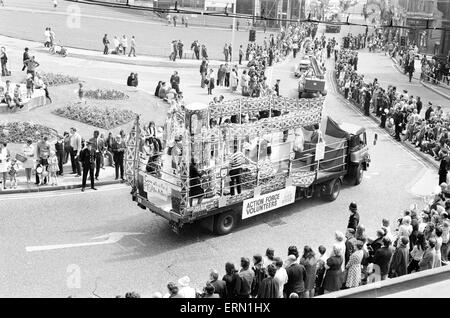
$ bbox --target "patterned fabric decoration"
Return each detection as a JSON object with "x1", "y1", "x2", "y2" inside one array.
[
  {"x1": 291, "y1": 170, "x2": 317, "y2": 188},
  {"x1": 208, "y1": 96, "x2": 325, "y2": 118},
  {"x1": 125, "y1": 116, "x2": 141, "y2": 188}
]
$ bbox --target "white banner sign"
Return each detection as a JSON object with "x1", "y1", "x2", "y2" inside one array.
[
  {"x1": 144, "y1": 174, "x2": 171, "y2": 201},
  {"x1": 242, "y1": 186, "x2": 296, "y2": 220},
  {"x1": 315, "y1": 141, "x2": 325, "y2": 161}
]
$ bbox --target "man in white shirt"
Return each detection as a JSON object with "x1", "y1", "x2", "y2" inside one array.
[
  {"x1": 273, "y1": 257, "x2": 287, "y2": 298},
  {"x1": 69, "y1": 127, "x2": 82, "y2": 177},
  {"x1": 382, "y1": 218, "x2": 395, "y2": 242},
  {"x1": 113, "y1": 36, "x2": 120, "y2": 53},
  {"x1": 121, "y1": 35, "x2": 128, "y2": 55}
]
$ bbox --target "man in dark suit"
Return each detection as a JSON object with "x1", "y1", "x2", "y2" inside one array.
[
  {"x1": 80, "y1": 141, "x2": 97, "y2": 192},
  {"x1": 209, "y1": 269, "x2": 227, "y2": 298},
  {"x1": 283, "y1": 255, "x2": 306, "y2": 298},
  {"x1": 373, "y1": 237, "x2": 393, "y2": 281},
  {"x1": 102, "y1": 34, "x2": 110, "y2": 55},
  {"x1": 191, "y1": 40, "x2": 200, "y2": 60},
  {"x1": 419, "y1": 238, "x2": 437, "y2": 271},
  {"x1": 347, "y1": 202, "x2": 360, "y2": 230},
  {"x1": 89, "y1": 130, "x2": 105, "y2": 181},
  {"x1": 407, "y1": 58, "x2": 415, "y2": 82},
  {"x1": 112, "y1": 135, "x2": 126, "y2": 180},
  {"x1": 425, "y1": 102, "x2": 433, "y2": 121},
  {"x1": 22, "y1": 47, "x2": 30, "y2": 71},
  {"x1": 170, "y1": 71, "x2": 181, "y2": 94},
  {"x1": 274, "y1": 79, "x2": 280, "y2": 97},
  {"x1": 416, "y1": 96, "x2": 422, "y2": 114},
  {"x1": 393, "y1": 107, "x2": 404, "y2": 141},
  {"x1": 368, "y1": 229, "x2": 384, "y2": 261}
]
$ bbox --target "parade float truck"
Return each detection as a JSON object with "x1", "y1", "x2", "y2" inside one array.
[
  {"x1": 325, "y1": 10, "x2": 341, "y2": 33},
  {"x1": 126, "y1": 96, "x2": 372, "y2": 235},
  {"x1": 297, "y1": 55, "x2": 327, "y2": 98}
]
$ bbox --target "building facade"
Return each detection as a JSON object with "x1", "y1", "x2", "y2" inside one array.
[{"x1": 395, "y1": 0, "x2": 449, "y2": 57}]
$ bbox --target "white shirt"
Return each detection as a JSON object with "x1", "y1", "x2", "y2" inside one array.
[
  {"x1": 274, "y1": 268, "x2": 288, "y2": 298},
  {"x1": 178, "y1": 286, "x2": 196, "y2": 298}
]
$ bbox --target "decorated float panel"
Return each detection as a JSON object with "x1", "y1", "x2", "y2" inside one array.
[{"x1": 126, "y1": 95, "x2": 333, "y2": 220}]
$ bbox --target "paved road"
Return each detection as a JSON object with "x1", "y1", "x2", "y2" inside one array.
[
  {"x1": 0, "y1": 5, "x2": 442, "y2": 298},
  {"x1": 0, "y1": 34, "x2": 439, "y2": 298},
  {"x1": 0, "y1": 0, "x2": 275, "y2": 59}
]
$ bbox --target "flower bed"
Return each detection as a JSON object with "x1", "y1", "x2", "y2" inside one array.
[
  {"x1": 0, "y1": 122, "x2": 58, "y2": 143},
  {"x1": 22, "y1": 72, "x2": 79, "y2": 87},
  {"x1": 53, "y1": 103, "x2": 137, "y2": 129},
  {"x1": 84, "y1": 89, "x2": 128, "y2": 100}
]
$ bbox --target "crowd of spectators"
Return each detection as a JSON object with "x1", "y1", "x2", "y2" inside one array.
[
  {"x1": 335, "y1": 48, "x2": 450, "y2": 174},
  {"x1": 112, "y1": 195, "x2": 449, "y2": 298},
  {"x1": 363, "y1": 28, "x2": 450, "y2": 87},
  {"x1": 0, "y1": 128, "x2": 128, "y2": 190}
]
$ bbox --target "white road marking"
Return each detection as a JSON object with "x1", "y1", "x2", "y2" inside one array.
[
  {"x1": 25, "y1": 232, "x2": 145, "y2": 252},
  {"x1": 0, "y1": 184, "x2": 128, "y2": 202}
]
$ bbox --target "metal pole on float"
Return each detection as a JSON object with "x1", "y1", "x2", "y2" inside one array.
[{"x1": 230, "y1": 0, "x2": 236, "y2": 63}]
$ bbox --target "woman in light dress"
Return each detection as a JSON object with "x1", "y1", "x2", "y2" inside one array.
[
  {"x1": 345, "y1": 240, "x2": 364, "y2": 288},
  {"x1": 22, "y1": 138, "x2": 36, "y2": 184},
  {"x1": 0, "y1": 142, "x2": 10, "y2": 189}
]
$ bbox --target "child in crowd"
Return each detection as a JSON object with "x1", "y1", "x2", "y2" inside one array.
[
  {"x1": 78, "y1": 82, "x2": 85, "y2": 103},
  {"x1": 7, "y1": 158, "x2": 19, "y2": 189},
  {"x1": 48, "y1": 150, "x2": 59, "y2": 186},
  {"x1": 26, "y1": 74, "x2": 34, "y2": 98}
]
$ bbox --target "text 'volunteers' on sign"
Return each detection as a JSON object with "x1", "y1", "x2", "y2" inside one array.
[{"x1": 242, "y1": 186, "x2": 296, "y2": 219}]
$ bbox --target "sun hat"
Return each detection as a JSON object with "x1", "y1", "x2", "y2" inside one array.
[{"x1": 178, "y1": 276, "x2": 190, "y2": 287}]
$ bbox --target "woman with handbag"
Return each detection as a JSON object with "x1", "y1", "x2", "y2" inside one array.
[
  {"x1": 22, "y1": 139, "x2": 35, "y2": 184},
  {"x1": 0, "y1": 142, "x2": 11, "y2": 189}
]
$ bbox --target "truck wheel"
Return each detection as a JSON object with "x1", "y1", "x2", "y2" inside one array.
[
  {"x1": 214, "y1": 211, "x2": 237, "y2": 235},
  {"x1": 325, "y1": 178, "x2": 341, "y2": 201},
  {"x1": 354, "y1": 164, "x2": 364, "y2": 185},
  {"x1": 321, "y1": 89, "x2": 328, "y2": 96},
  {"x1": 298, "y1": 91, "x2": 302, "y2": 98}
]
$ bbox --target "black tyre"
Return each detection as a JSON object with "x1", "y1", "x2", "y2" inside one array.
[
  {"x1": 354, "y1": 164, "x2": 363, "y2": 185},
  {"x1": 321, "y1": 89, "x2": 328, "y2": 96},
  {"x1": 325, "y1": 178, "x2": 341, "y2": 201},
  {"x1": 298, "y1": 91, "x2": 302, "y2": 98},
  {"x1": 214, "y1": 211, "x2": 237, "y2": 235}
]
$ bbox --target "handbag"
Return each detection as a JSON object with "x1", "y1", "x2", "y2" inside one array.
[{"x1": 16, "y1": 153, "x2": 27, "y2": 163}]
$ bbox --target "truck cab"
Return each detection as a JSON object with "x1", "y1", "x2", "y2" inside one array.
[
  {"x1": 298, "y1": 55, "x2": 327, "y2": 98},
  {"x1": 294, "y1": 59, "x2": 311, "y2": 78},
  {"x1": 340, "y1": 123, "x2": 370, "y2": 185}
]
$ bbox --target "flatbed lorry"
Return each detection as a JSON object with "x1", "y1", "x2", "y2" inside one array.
[{"x1": 125, "y1": 95, "x2": 372, "y2": 235}]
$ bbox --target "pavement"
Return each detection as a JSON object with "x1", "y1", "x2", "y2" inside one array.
[
  {"x1": 390, "y1": 55, "x2": 450, "y2": 100},
  {"x1": 0, "y1": 0, "x2": 276, "y2": 60},
  {"x1": 0, "y1": 34, "x2": 224, "y2": 69},
  {"x1": 0, "y1": 162, "x2": 122, "y2": 194}
]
